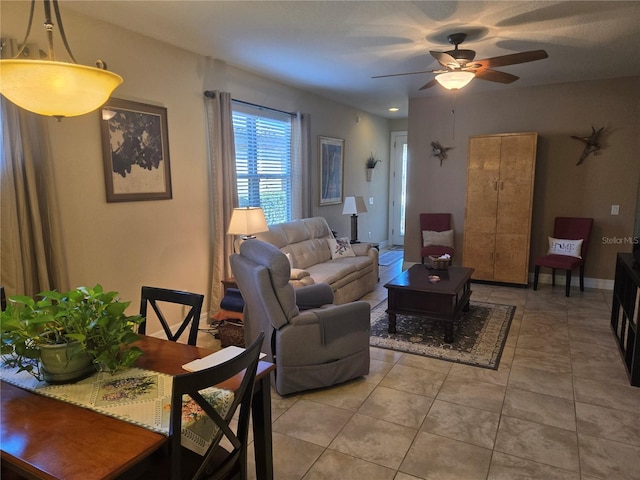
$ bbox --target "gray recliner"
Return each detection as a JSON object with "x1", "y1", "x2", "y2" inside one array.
[{"x1": 230, "y1": 239, "x2": 370, "y2": 396}]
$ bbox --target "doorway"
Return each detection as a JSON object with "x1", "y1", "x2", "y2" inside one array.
[{"x1": 389, "y1": 131, "x2": 407, "y2": 246}]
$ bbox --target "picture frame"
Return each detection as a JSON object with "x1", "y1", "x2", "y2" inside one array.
[
  {"x1": 100, "y1": 98, "x2": 172, "y2": 202},
  {"x1": 318, "y1": 136, "x2": 344, "y2": 206}
]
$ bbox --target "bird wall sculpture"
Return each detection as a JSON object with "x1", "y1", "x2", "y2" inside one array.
[
  {"x1": 571, "y1": 126, "x2": 605, "y2": 165},
  {"x1": 431, "y1": 141, "x2": 453, "y2": 166}
]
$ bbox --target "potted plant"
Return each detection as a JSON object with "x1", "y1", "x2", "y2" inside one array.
[
  {"x1": 0, "y1": 284, "x2": 144, "y2": 383},
  {"x1": 365, "y1": 153, "x2": 381, "y2": 181}
]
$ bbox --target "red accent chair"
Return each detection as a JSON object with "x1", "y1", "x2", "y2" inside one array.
[
  {"x1": 533, "y1": 217, "x2": 594, "y2": 297},
  {"x1": 420, "y1": 213, "x2": 454, "y2": 264}
]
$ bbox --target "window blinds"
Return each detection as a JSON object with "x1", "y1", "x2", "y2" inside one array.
[{"x1": 232, "y1": 103, "x2": 292, "y2": 225}]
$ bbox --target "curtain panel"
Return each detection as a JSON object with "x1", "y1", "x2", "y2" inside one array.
[
  {"x1": 0, "y1": 98, "x2": 69, "y2": 297},
  {"x1": 291, "y1": 112, "x2": 311, "y2": 220},
  {"x1": 204, "y1": 91, "x2": 238, "y2": 316}
]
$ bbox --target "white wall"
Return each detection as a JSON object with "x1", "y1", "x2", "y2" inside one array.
[
  {"x1": 1, "y1": 3, "x2": 392, "y2": 314},
  {"x1": 406, "y1": 76, "x2": 640, "y2": 281},
  {"x1": 206, "y1": 59, "x2": 390, "y2": 242}
]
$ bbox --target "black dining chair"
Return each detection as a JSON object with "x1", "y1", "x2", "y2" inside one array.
[
  {"x1": 139, "y1": 286, "x2": 205, "y2": 346},
  {"x1": 154, "y1": 332, "x2": 264, "y2": 480}
]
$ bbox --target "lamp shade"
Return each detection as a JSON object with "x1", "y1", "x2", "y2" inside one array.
[
  {"x1": 342, "y1": 196, "x2": 368, "y2": 215},
  {"x1": 227, "y1": 207, "x2": 269, "y2": 236},
  {"x1": 435, "y1": 71, "x2": 475, "y2": 90},
  {"x1": 0, "y1": 60, "x2": 123, "y2": 117}
]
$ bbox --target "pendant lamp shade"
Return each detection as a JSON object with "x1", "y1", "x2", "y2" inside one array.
[
  {"x1": 0, "y1": 0, "x2": 123, "y2": 118},
  {"x1": 0, "y1": 60, "x2": 123, "y2": 117},
  {"x1": 435, "y1": 71, "x2": 475, "y2": 90}
]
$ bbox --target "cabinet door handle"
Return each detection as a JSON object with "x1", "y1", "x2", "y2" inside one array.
[
  {"x1": 493, "y1": 181, "x2": 498, "y2": 191},
  {"x1": 500, "y1": 181, "x2": 504, "y2": 190}
]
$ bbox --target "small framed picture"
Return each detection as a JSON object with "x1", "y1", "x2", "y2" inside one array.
[
  {"x1": 318, "y1": 136, "x2": 344, "y2": 206},
  {"x1": 100, "y1": 98, "x2": 172, "y2": 202}
]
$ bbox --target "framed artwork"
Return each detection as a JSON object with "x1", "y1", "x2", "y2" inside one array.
[
  {"x1": 318, "y1": 136, "x2": 344, "y2": 206},
  {"x1": 100, "y1": 98, "x2": 172, "y2": 202}
]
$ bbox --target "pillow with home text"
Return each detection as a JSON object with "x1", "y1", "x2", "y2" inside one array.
[
  {"x1": 548, "y1": 237, "x2": 583, "y2": 258},
  {"x1": 327, "y1": 237, "x2": 356, "y2": 259}
]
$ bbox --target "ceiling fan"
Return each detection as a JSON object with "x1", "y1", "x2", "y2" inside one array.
[{"x1": 372, "y1": 33, "x2": 548, "y2": 91}]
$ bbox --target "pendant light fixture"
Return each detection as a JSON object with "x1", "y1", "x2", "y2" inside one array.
[
  {"x1": 0, "y1": 0, "x2": 123, "y2": 119},
  {"x1": 435, "y1": 71, "x2": 475, "y2": 90}
]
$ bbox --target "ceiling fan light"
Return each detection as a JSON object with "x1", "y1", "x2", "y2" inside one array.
[{"x1": 435, "y1": 71, "x2": 475, "y2": 90}]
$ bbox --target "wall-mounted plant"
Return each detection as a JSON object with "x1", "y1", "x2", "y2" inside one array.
[
  {"x1": 365, "y1": 154, "x2": 381, "y2": 182},
  {"x1": 365, "y1": 153, "x2": 381, "y2": 169}
]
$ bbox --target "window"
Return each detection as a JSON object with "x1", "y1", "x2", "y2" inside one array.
[{"x1": 232, "y1": 103, "x2": 292, "y2": 225}]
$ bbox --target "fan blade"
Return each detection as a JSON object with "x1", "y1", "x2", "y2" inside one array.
[
  {"x1": 419, "y1": 79, "x2": 438, "y2": 91},
  {"x1": 473, "y1": 50, "x2": 548, "y2": 68},
  {"x1": 371, "y1": 69, "x2": 435, "y2": 79},
  {"x1": 474, "y1": 68, "x2": 519, "y2": 84},
  {"x1": 430, "y1": 51, "x2": 460, "y2": 68}
]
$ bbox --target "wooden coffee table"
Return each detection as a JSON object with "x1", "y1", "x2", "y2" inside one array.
[{"x1": 384, "y1": 265, "x2": 474, "y2": 343}]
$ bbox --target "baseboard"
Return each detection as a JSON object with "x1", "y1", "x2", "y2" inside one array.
[{"x1": 401, "y1": 261, "x2": 614, "y2": 291}]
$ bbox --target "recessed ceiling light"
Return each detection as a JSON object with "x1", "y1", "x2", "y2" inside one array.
[{"x1": 388, "y1": 107, "x2": 399, "y2": 112}]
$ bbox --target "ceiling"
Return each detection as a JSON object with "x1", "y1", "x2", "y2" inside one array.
[{"x1": 63, "y1": 1, "x2": 640, "y2": 118}]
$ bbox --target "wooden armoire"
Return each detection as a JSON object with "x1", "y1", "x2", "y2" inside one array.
[{"x1": 462, "y1": 132, "x2": 537, "y2": 285}]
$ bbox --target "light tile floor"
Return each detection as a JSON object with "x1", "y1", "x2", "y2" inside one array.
[{"x1": 200, "y1": 251, "x2": 640, "y2": 480}]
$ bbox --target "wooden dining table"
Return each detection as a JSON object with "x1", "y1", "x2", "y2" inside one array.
[{"x1": 0, "y1": 335, "x2": 275, "y2": 480}]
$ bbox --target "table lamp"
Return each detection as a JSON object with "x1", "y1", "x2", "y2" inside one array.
[
  {"x1": 227, "y1": 207, "x2": 269, "y2": 250},
  {"x1": 342, "y1": 196, "x2": 368, "y2": 243}
]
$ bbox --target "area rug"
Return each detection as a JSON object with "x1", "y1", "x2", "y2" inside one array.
[
  {"x1": 370, "y1": 300, "x2": 515, "y2": 369},
  {"x1": 378, "y1": 250, "x2": 404, "y2": 266}
]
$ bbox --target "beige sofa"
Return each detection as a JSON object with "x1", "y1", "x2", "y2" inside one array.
[{"x1": 255, "y1": 217, "x2": 378, "y2": 304}]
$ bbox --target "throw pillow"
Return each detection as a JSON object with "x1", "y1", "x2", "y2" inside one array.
[
  {"x1": 548, "y1": 237, "x2": 583, "y2": 258},
  {"x1": 328, "y1": 237, "x2": 356, "y2": 259},
  {"x1": 422, "y1": 229, "x2": 454, "y2": 248}
]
